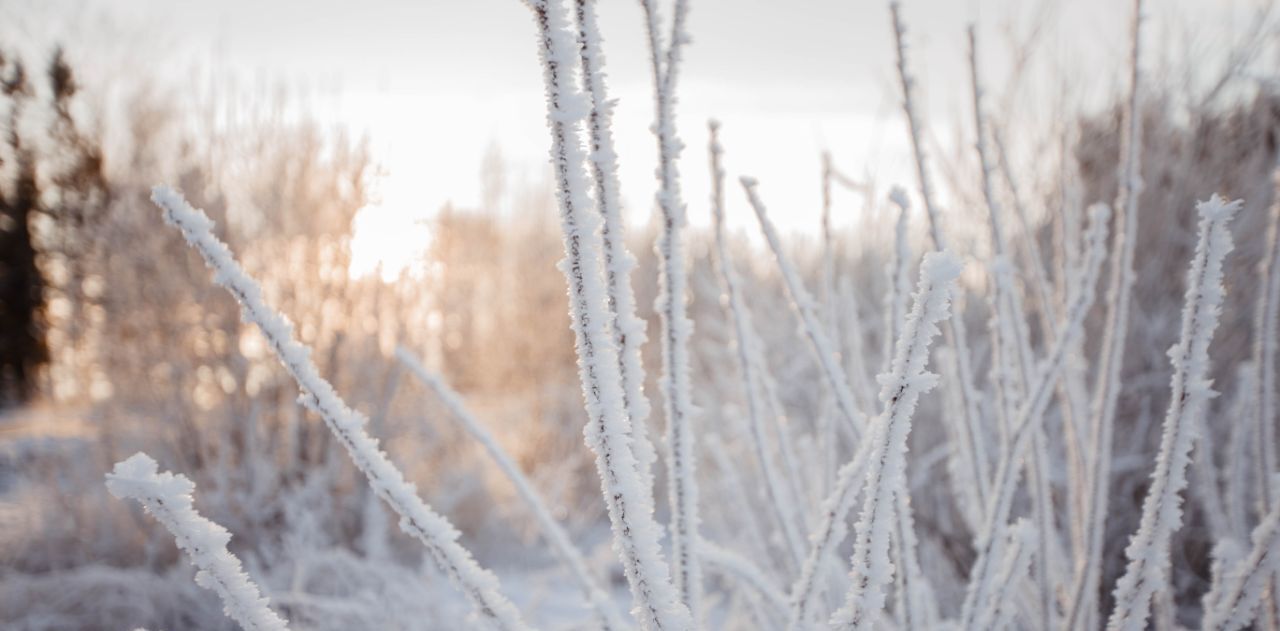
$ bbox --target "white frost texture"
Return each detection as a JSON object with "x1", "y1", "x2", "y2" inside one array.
[
  {"x1": 106, "y1": 453, "x2": 289, "y2": 631},
  {"x1": 1108, "y1": 195, "x2": 1242, "y2": 631},
  {"x1": 524, "y1": 1, "x2": 692, "y2": 628},
  {"x1": 829, "y1": 250, "x2": 962, "y2": 629},
  {"x1": 151, "y1": 186, "x2": 530, "y2": 631}
]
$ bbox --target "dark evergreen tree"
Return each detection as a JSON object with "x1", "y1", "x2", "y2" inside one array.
[
  {"x1": 0, "y1": 51, "x2": 44, "y2": 406},
  {"x1": 0, "y1": 47, "x2": 108, "y2": 406}
]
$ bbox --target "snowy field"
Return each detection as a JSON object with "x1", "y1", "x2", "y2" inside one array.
[{"x1": 1, "y1": 0, "x2": 1279, "y2": 629}]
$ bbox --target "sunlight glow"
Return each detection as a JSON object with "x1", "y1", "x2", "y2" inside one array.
[
  {"x1": 341, "y1": 81, "x2": 916, "y2": 281},
  {"x1": 341, "y1": 93, "x2": 477, "y2": 280}
]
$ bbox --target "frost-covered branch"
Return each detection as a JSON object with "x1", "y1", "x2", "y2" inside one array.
[
  {"x1": 1225, "y1": 365, "x2": 1260, "y2": 540},
  {"x1": 700, "y1": 539, "x2": 791, "y2": 619},
  {"x1": 829, "y1": 157, "x2": 880, "y2": 414},
  {"x1": 968, "y1": 27, "x2": 1054, "y2": 629},
  {"x1": 829, "y1": 250, "x2": 962, "y2": 629},
  {"x1": 819, "y1": 154, "x2": 858, "y2": 404},
  {"x1": 523, "y1": 2, "x2": 691, "y2": 629},
  {"x1": 106, "y1": 453, "x2": 289, "y2": 631},
  {"x1": 151, "y1": 187, "x2": 530, "y2": 631},
  {"x1": 638, "y1": 0, "x2": 701, "y2": 615},
  {"x1": 1203, "y1": 495, "x2": 1280, "y2": 630},
  {"x1": 959, "y1": 203, "x2": 1111, "y2": 631},
  {"x1": 1252, "y1": 160, "x2": 1280, "y2": 525},
  {"x1": 884, "y1": 196, "x2": 954, "y2": 623},
  {"x1": 1249, "y1": 162, "x2": 1280, "y2": 626},
  {"x1": 786, "y1": 430, "x2": 873, "y2": 630},
  {"x1": 786, "y1": 251, "x2": 960, "y2": 631},
  {"x1": 968, "y1": 24, "x2": 1036, "y2": 416},
  {"x1": 709, "y1": 122, "x2": 806, "y2": 569},
  {"x1": 574, "y1": 0, "x2": 657, "y2": 505},
  {"x1": 1190, "y1": 451, "x2": 1235, "y2": 602},
  {"x1": 971, "y1": 520, "x2": 1038, "y2": 631},
  {"x1": 396, "y1": 348, "x2": 629, "y2": 631},
  {"x1": 1066, "y1": 1, "x2": 1146, "y2": 627},
  {"x1": 1107, "y1": 195, "x2": 1242, "y2": 631},
  {"x1": 741, "y1": 176, "x2": 866, "y2": 439},
  {"x1": 890, "y1": 0, "x2": 987, "y2": 515},
  {"x1": 992, "y1": 126, "x2": 1058, "y2": 329},
  {"x1": 889, "y1": 1, "x2": 943, "y2": 249},
  {"x1": 704, "y1": 433, "x2": 774, "y2": 565},
  {"x1": 821, "y1": 152, "x2": 838, "y2": 345},
  {"x1": 885, "y1": 188, "x2": 913, "y2": 375},
  {"x1": 891, "y1": 486, "x2": 930, "y2": 630}
]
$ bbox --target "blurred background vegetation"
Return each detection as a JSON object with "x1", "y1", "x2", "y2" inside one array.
[{"x1": 1, "y1": 1, "x2": 1279, "y2": 629}]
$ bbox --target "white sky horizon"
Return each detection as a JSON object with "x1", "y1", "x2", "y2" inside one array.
[{"x1": 5, "y1": 0, "x2": 1263, "y2": 277}]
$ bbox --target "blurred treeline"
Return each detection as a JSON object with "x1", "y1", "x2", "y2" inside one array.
[{"x1": 0, "y1": 41, "x2": 615, "y2": 628}]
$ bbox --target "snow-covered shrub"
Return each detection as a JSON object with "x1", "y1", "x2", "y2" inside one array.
[
  {"x1": 7, "y1": 0, "x2": 1280, "y2": 629},
  {"x1": 105, "y1": 453, "x2": 290, "y2": 631}
]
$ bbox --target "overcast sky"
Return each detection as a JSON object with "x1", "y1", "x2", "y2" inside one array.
[{"x1": 5, "y1": 0, "x2": 1262, "y2": 275}]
